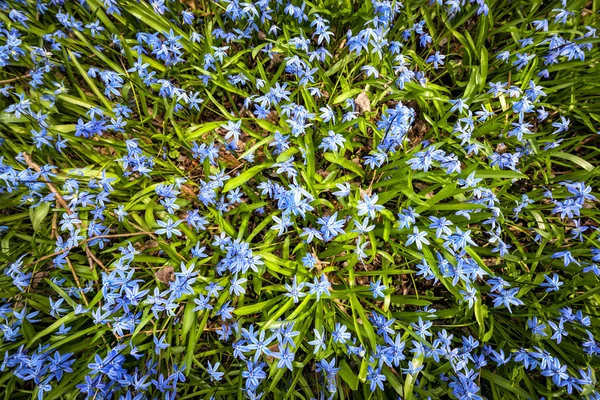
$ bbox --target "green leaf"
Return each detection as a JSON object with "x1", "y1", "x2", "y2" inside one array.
[
  {"x1": 415, "y1": 182, "x2": 457, "y2": 213},
  {"x1": 349, "y1": 294, "x2": 376, "y2": 350},
  {"x1": 403, "y1": 356, "x2": 424, "y2": 399},
  {"x1": 551, "y1": 152, "x2": 594, "y2": 172},
  {"x1": 67, "y1": 50, "x2": 112, "y2": 110},
  {"x1": 187, "y1": 121, "x2": 223, "y2": 139},
  {"x1": 332, "y1": 88, "x2": 362, "y2": 104},
  {"x1": 324, "y1": 153, "x2": 365, "y2": 178},
  {"x1": 30, "y1": 202, "x2": 51, "y2": 232},
  {"x1": 27, "y1": 312, "x2": 77, "y2": 348},
  {"x1": 479, "y1": 47, "x2": 488, "y2": 93},
  {"x1": 338, "y1": 360, "x2": 359, "y2": 391},
  {"x1": 234, "y1": 297, "x2": 280, "y2": 316},
  {"x1": 255, "y1": 119, "x2": 280, "y2": 132},
  {"x1": 181, "y1": 301, "x2": 196, "y2": 342},
  {"x1": 475, "y1": 170, "x2": 528, "y2": 179},
  {"x1": 474, "y1": 300, "x2": 485, "y2": 338},
  {"x1": 222, "y1": 163, "x2": 273, "y2": 192},
  {"x1": 481, "y1": 369, "x2": 532, "y2": 398}
]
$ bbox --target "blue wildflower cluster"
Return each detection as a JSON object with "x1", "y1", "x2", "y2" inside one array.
[{"x1": 1, "y1": 0, "x2": 600, "y2": 399}]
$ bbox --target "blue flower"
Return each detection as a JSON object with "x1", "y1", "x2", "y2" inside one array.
[
  {"x1": 366, "y1": 366, "x2": 386, "y2": 391},
  {"x1": 369, "y1": 280, "x2": 387, "y2": 299},
  {"x1": 540, "y1": 273, "x2": 564, "y2": 292},
  {"x1": 306, "y1": 274, "x2": 332, "y2": 301},
  {"x1": 207, "y1": 361, "x2": 224, "y2": 382},
  {"x1": 308, "y1": 328, "x2": 326, "y2": 354},
  {"x1": 155, "y1": 218, "x2": 182, "y2": 239},
  {"x1": 357, "y1": 193, "x2": 384, "y2": 219},
  {"x1": 332, "y1": 323, "x2": 351, "y2": 344},
  {"x1": 153, "y1": 334, "x2": 170, "y2": 354},
  {"x1": 406, "y1": 226, "x2": 430, "y2": 250}
]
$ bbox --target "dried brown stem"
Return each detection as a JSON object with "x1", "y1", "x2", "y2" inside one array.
[
  {"x1": 21, "y1": 231, "x2": 155, "y2": 269},
  {"x1": 65, "y1": 257, "x2": 89, "y2": 306},
  {"x1": 0, "y1": 73, "x2": 32, "y2": 84}
]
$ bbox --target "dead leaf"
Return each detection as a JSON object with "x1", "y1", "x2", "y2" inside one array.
[
  {"x1": 355, "y1": 91, "x2": 371, "y2": 114},
  {"x1": 156, "y1": 266, "x2": 175, "y2": 283},
  {"x1": 32, "y1": 271, "x2": 48, "y2": 288}
]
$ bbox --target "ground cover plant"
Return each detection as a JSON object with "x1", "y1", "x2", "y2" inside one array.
[{"x1": 1, "y1": 0, "x2": 600, "y2": 398}]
